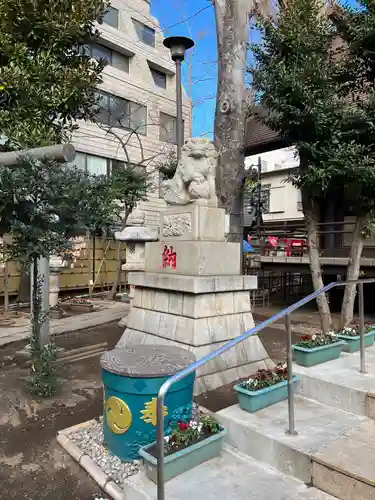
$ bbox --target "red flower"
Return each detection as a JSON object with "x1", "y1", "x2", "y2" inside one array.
[
  {"x1": 178, "y1": 421, "x2": 189, "y2": 431},
  {"x1": 172, "y1": 434, "x2": 177, "y2": 442},
  {"x1": 300, "y1": 335, "x2": 309, "y2": 341}
]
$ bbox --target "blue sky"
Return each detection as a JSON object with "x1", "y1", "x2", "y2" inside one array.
[{"x1": 151, "y1": 1, "x2": 217, "y2": 138}]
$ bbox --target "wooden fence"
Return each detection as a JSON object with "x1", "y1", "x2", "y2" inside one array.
[{"x1": 0, "y1": 236, "x2": 126, "y2": 298}]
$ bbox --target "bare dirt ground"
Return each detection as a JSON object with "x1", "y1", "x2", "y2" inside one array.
[
  {"x1": 0, "y1": 321, "x2": 124, "y2": 500},
  {"x1": 0, "y1": 306, "x2": 355, "y2": 499}
]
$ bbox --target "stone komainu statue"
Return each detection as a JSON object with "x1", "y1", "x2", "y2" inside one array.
[{"x1": 162, "y1": 138, "x2": 219, "y2": 205}]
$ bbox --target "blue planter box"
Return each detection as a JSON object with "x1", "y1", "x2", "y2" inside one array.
[
  {"x1": 139, "y1": 428, "x2": 226, "y2": 483},
  {"x1": 234, "y1": 377, "x2": 299, "y2": 413},
  {"x1": 292, "y1": 340, "x2": 346, "y2": 367},
  {"x1": 337, "y1": 330, "x2": 375, "y2": 353}
]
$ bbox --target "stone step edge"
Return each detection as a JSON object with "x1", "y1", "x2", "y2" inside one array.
[
  {"x1": 293, "y1": 372, "x2": 370, "y2": 417},
  {"x1": 312, "y1": 454, "x2": 375, "y2": 488},
  {"x1": 216, "y1": 407, "x2": 312, "y2": 483},
  {"x1": 312, "y1": 462, "x2": 375, "y2": 500}
]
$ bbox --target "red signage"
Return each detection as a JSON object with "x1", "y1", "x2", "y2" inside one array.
[{"x1": 162, "y1": 245, "x2": 177, "y2": 269}]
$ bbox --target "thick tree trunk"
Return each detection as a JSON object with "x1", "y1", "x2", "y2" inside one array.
[
  {"x1": 302, "y1": 189, "x2": 332, "y2": 332},
  {"x1": 214, "y1": 0, "x2": 250, "y2": 242},
  {"x1": 340, "y1": 215, "x2": 367, "y2": 329}
]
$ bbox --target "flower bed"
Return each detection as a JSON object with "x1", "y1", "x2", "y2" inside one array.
[
  {"x1": 337, "y1": 324, "x2": 375, "y2": 353},
  {"x1": 234, "y1": 364, "x2": 299, "y2": 413},
  {"x1": 139, "y1": 414, "x2": 225, "y2": 483},
  {"x1": 61, "y1": 298, "x2": 94, "y2": 313},
  {"x1": 293, "y1": 332, "x2": 346, "y2": 366}
]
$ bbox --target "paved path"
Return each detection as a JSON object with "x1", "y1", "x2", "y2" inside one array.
[
  {"x1": 0, "y1": 300, "x2": 129, "y2": 347},
  {"x1": 0, "y1": 321, "x2": 124, "y2": 500}
]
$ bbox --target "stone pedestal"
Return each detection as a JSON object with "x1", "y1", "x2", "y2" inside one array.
[
  {"x1": 117, "y1": 204, "x2": 272, "y2": 394},
  {"x1": 49, "y1": 255, "x2": 67, "y2": 307}
]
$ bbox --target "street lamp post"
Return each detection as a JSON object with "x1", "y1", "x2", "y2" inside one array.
[{"x1": 163, "y1": 36, "x2": 194, "y2": 161}]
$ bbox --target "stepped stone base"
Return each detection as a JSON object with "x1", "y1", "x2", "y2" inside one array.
[{"x1": 117, "y1": 272, "x2": 272, "y2": 394}]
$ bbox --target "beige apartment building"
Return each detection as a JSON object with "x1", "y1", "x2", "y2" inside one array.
[
  {"x1": 244, "y1": 147, "x2": 303, "y2": 230},
  {"x1": 72, "y1": 0, "x2": 192, "y2": 228}
]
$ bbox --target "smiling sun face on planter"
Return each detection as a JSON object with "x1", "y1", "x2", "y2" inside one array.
[{"x1": 105, "y1": 396, "x2": 132, "y2": 434}]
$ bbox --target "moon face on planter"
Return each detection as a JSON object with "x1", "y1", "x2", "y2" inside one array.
[{"x1": 105, "y1": 396, "x2": 132, "y2": 435}]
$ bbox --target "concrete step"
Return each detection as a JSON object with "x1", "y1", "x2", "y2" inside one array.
[
  {"x1": 294, "y1": 345, "x2": 375, "y2": 417},
  {"x1": 312, "y1": 419, "x2": 375, "y2": 500},
  {"x1": 216, "y1": 396, "x2": 365, "y2": 483},
  {"x1": 127, "y1": 446, "x2": 338, "y2": 500}
]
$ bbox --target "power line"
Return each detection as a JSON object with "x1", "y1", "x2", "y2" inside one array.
[{"x1": 165, "y1": 4, "x2": 213, "y2": 31}]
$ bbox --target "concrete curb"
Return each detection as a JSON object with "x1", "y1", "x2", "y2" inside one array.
[{"x1": 57, "y1": 425, "x2": 123, "y2": 500}]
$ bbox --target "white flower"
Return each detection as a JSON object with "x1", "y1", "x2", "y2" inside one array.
[
  {"x1": 198, "y1": 423, "x2": 203, "y2": 432},
  {"x1": 164, "y1": 435, "x2": 171, "y2": 443},
  {"x1": 312, "y1": 335, "x2": 316, "y2": 341}
]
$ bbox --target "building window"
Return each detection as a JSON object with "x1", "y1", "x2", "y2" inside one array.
[
  {"x1": 260, "y1": 184, "x2": 271, "y2": 214},
  {"x1": 151, "y1": 68, "x2": 166, "y2": 89},
  {"x1": 297, "y1": 190, "x2": 303, "y2": 211},
  {"x1": 261, "y1": 159, "x2": 268, "y2": 173},
  {"x1": 103, "y1": 6, "x2": 119, "y2": 28},
  {"x1": 95, "y1": 91, "x2": 147, "y2": 135},
  {"x1": 68, "y1": 153, "x2": 130, "y2": 176},
  {"x1": 88, "y1": 43, "x2": 129, "y2": 73},
  {"x1": 132, "y1": 19, "x2": 155, "y2": 47},
  {"x1": 159, "y1": 113, "x2": 178, "y2": 144}
]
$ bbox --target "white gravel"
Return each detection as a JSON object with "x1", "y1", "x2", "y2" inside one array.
[
  {"x1": 69, "y1": 417, "x2": 140, "y2": 486},
  {"x1": 69, "y1": 403, "x2": 201, "y2": 488}
]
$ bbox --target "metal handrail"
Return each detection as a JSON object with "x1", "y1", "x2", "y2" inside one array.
[{"x1": 155, "y1": 278, "x2": 375, "y2": 500}]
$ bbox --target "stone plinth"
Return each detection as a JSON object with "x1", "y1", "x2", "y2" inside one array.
[
  {"x1": 161, "y1": 204, "x2": 226, "y2": 242},
  {"x1": 117, "y1": 272, "x2": 272, "y2": 394},
  {"x1": 145, "y1": 241, "x2": 240, "y2": 276}
]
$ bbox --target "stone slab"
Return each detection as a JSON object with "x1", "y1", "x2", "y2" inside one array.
[
  {"x1": 160, "y1": 204, "x2": 225, "y2": 242},
  {"x1": 127, "y1": 272, "x2": 258, "y2": 293},
  {"x1": 312, "y1": 462, "x2": 375, "y2": 500},
  {"x1": 132, "y1": 288, "x2": 252, "y2": 318},
  {"x1": 124, "y1": 307, "x2": 256, "y2": 346},
  {"x1": 294, "y1": 345, "x2": 375, "y2": 416},
  {"x1": 115, "y1": 226, "x2": 159, "y2": 241},
  {"x1": 312, "y1": 419, "x2": 375, "y2": 491},
  {"x1": 217, "y1": 396, "x2": 365, "y2": 483},
  {"x1": 145, "y1": 241, "x2": 240, "y2": 276},
  {"x1": 122, "y1": 446, "x2": 337, "y2": 500}
]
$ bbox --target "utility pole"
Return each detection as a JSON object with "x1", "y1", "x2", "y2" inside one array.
[{"x1": 0, "y1": 143, "x2": 76, "y2": 346}]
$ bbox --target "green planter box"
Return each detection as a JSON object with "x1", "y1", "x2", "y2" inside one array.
[
  {"x1": 139, "y1": 428, "x2": 226, "y2": 483},
  {"x1": 234, "y1": 376, "x2": 299, "y2": 413},
  {"x1": 337, "y1": 330, "x2": 375, "y2": 353},
  {"x1": 292, "y1": 340, "x2": 346, "y2": 367}
]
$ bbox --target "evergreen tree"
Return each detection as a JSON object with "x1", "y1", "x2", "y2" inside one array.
[{"x1": 0, "y1": 0, "x2": 107, "y2": 149}]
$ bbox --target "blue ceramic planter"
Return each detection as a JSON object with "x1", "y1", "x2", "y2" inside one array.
[
  {"x1": 337, "y1": 330, "x2": 375, "y2": 353},
  {"x1": 139, "y1": 428, "x2": 227, "y2": 483},
  {"x1": 234, "y1": 377, "x2": 299, "y2": 413},
  {"x1": 292, "y1": 340, "x2": 346, "y2": 367},
  {"x1": 102, "y1": 369, "x2": 195, "y2": 461}
]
